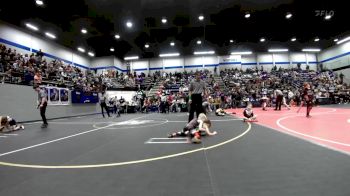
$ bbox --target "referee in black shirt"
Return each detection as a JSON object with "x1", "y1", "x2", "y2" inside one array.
[{"x1": 188, "y1": 72, "x2": 207, "y2": 122}]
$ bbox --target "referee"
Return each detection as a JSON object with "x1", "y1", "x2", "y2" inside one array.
[
  {"x1": 188, "y1": 72, "x2": 207, "y2": 122},
  {"x1": 34, "y1": 84, "x2": 48, "y2": 128}
]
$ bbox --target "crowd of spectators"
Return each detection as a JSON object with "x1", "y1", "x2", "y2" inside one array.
[
  {"x1": 0, "y1": 44, "x2": 149, "y2": 92},
  {"x1": 133, "y1": 66, "x2": 349, "y2": 113},
  {"x1": 219, "y1": 66, "x2": 350, "y2": 109},
  {"x1": 1, "y1": 44, "x2": 349, "y2": 112}
]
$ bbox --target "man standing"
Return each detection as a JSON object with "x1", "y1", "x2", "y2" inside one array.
[
  {"x1": 274, "y1": 88, "x2": 283, "y2": 111},
  {"x1": 98, "y1": 91, "x2": 111, "y2": 118},
  {"x1": 34, "y1": 84, "x2": 48, "y2": 128},
  {"x1": 188, "y1": 72, "x2": 207, "y2": 122}
]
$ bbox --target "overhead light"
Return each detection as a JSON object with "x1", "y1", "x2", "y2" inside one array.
[
  {"x1": 286, "y1": 12, "x2": 292, "y2": 19},
  {"x1": 124, "y1": 56, "x2": 139, "y2": 60},
  {"x1": 198, "y1": 15, "x2": 204, "y2": 21},
  {"x1": 334, "y1": 38, "x2": 338, "y2": 42},
  {"x1": 268, "y1": 48, "x2": 289, "y2": 52},
  {"x1": 81, "y1": 28, "x2": 87, "y2": 34},
  {"x1": 35, "y1": 0, "x2": 44, "y2": 6},
  {"x1": 197, "y1": 40, "x2": 202, "y2": 45},
  {"x1": 145, "y1": 44, "x2": 150, "y2": 48},
  {"x1": 302, "y1": 48, "x2": 321, "y2": 52},
  {"x1": 230, "y1": 40, "x2": 234, "y2": 43},
  {"x1": 314, "y1": 37, "x2": 320, "y2": 42},
  {"x1": 337, "y1": 36, "x2": 350, "y2": 45},
  {"x1": 77, "y1": 47, "x2": 85, "y2": 53},
  {"x1": 45, "y1": 32, "x2": 56, "y2": 39},
  {"x1": 25, "y1": 23, "x2": 39, "y2": 31},
  {"x1": 110, "y1": 48, "x2": 115, "y2": 52},
  {"x1": 194, "y1": 51, "x2": 215, "y2": 55},
  {"x1": 159, "y1": 53, "x2": 180, "y2": 57},
  {"x1": 115, "y1": 34, "x2": 120, "y2": 39},
  {"x1": 88, "y1": 52, "x2": 95, "y2": 57},
  {"x1": 170, "y1": 42, "x2": 175, "y2": 46},
  {"x1": 260, "y1": 38, "x2": 265, "y2": 42},
  {"x1": 126, "y1": 21, "x2": 133, "y2": 28},
  {"x1": 161, "y1": 18, "x2": 167, "y2": 24},
  {"x1": 325, "y1": 15, "x2": 332, "y2": 20},
  {"x1": 291, "y1": 37, "x2": 297, "y2": 42},
  {"x1": 230, "y1": 51, "x2": 252, "y2": 55},
  {"x1": 245, "y1": 12, "x2": 250, "y2": 18}
]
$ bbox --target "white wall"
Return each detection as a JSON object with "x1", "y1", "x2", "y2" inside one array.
[
  {"x1": 218, "y1": 55, "x2": 241, "y2": 70},
  {"x1": 318, "y1": 41, "x2": 350, "y2": 70},
  {"x1": 242, "y1": 54, "x2": 258, "y2": 70},
  {"x1": 113, "y1": 57, "x2": 125, "y2": 73},
  {"x1": 122, "y1": 52, "x2": 319, "y2": 74},
  {"x1": 0, "y1": 21, "x2": 90, "y2": 69},
  {"x1": 149, "y1": 59, "x2": 163, "y2": 74},
  {"x1": 131, "y1": 60, "x2": 149, "y2": 74},
  {"x1": 163, "y1": 58, "x2": 184, "y2": 73},
  {"x1": 91, "y1": 57, "x2": 115, "y2": 74}
]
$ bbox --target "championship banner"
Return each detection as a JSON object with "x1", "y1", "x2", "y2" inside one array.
[{"x1": 45, "y1": 87, "x2": 70, "y2": 105}]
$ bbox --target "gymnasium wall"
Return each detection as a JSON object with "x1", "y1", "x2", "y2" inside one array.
[
  {"x1": 0, "y1": 21, "x2": 90, "y2": 70},
  {"x1": 318, "y1": 41, "x2": 350, "y2": 70},
  {"x1": 0, "y1": 84, "x2": 98, "y2": 122},
  {"x1": 109, "y1": 53, "x2": 318, "y2": 75},
  {"x1": 90, "y1": 56, "x2": 126, "y2": 74}
]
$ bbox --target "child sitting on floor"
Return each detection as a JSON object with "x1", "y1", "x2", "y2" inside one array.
[
  {"x1": 215, "y1": 108, "x2": 226, "y2": 116},
  {"x1": 167, "y1": 113, "x2": 217, "y2": 143},
  {"x1": 243, "y1": 103, "x2": 257, "y2": 122},
  {"x1": 0, "y1": 116, "x2": 24, "y2": 133}
]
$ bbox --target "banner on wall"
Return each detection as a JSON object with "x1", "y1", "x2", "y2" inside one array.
[
  {"x1": 71, "y1": 90, "x2": 99, "y2": 104},
  {"x1": 45, "y1": 87, "x2": 70, "y2": 105}
]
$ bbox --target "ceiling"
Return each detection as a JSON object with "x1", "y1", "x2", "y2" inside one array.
[{"x1": 0, "y1": 0, "x2": 348, "y2": 59}]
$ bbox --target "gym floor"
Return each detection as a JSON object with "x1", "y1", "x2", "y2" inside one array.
[{"x1": 0, "y1": 106, "x2": 349, "y2": 196}]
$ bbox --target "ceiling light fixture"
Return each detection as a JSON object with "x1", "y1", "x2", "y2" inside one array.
[
  {"x1": 302, "y1": 48, "x2": 321, "y2": 52},
  {"x1": 161, "y1": 18, "x2": 167, "y2": 24},
  {"x1": 77, "y1": 47, "x2": 85, "y2": 53},
  {"x1": 197, "y1": 40, "x2": 202, "y2": 45},
  {"x1": 45, "y1": 32, "x2": 56, "y2": 39},
  {"x1": 110, "y1": 48, "x2": 115, "y2": 52},
  {"x1": 337, "y1": 36, "x2": 350, "y2": 45},
  {"x1": 145, "y1": 44, "x2": 150, "y2": 48},
  {"x1": 81, "y1": 28, "x2": 87, "y2": 34},
  {"x1": 198, "y1": 15, "x2": 204, "y2": 21},
  {"x1": 88, "y1": 52, "x2": 95, "y2": 57},
  {"x1": 245, "y1": 12, "x2": 251, "y2": 18},
  {"x1": 170, "y1": 42, "x2": 175, "y2": 46},
  {"x1": 268, "y1": 48, "x2": 289, "y2": 52},
  {"x1": 124, "y1": 56, "x2": 139, "y2": 60},
  {"x1": 126, "y1": 21, "x2": 133, "y2": 28},
  {"x1": 230, "y1": 51, "x2": 253, "y2": 55},
  {"x1": 286, "y1": 12, "x2": 292, "y2": 19},
  {"x1": 159, "y1": 53, "x2": 180, "y2": 57},
  {"x1": 260, "y1": 38, "x2": 266, "y2": 42},
  {"x1": 115, "y1": 34, "x2": 120, "y2": 39},
  {"x1": 325, "y1": 15, "x2": 332, "y2": 20},
  {"x1": 25, "y1": 23, "x2": 39, "y2": 31},
  {"x1": 334, "y1": 38, "x2": 338, "y2": 42},
  {"x1": 35, "y1": 0, "x2": 43, "y2": 6},
  {"x1": 194, "y1": 51, "x2": 215, "y2": 55},
  {"x1": 314, "y1": 37, "x2": 320, "y2": 42},
  {"x1": 291, "y1": 37, "x2": 297, "y2": 42}
]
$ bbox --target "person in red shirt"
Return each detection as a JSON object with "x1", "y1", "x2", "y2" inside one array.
[{"x1": 303, "y1": 83, "x2": 314, "y2": 118}]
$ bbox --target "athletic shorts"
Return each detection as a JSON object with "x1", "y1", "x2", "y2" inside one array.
[{"x1": 9, "y1": 119, "x2": 16, "y2": 126}]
